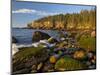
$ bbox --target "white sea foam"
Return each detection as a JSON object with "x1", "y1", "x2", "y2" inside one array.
[
  {"x1": 32, "y1": 42, "x2": 40, "y2": 47},
  {"x1": 12, "y1": 40, "x2": 56, "y2": 55},
  {"x1": 16, "y1": 44, "x2": 33, "y2": 48},
  {"x1": 39, "y1": 40, "x2": 48, "y2": 44},
  {"x1": 12, "y1": 43, "x2": 33, "y2": 55},
  {"x1": 12, "y1": 43, "x2": 19, "y2": 55}
]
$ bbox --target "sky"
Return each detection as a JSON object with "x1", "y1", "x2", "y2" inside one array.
[{"x1": 12, "y1": 0, "x2": 95, "y2": 27}]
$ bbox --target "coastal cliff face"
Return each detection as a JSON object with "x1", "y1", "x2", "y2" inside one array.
[{"x1": 27, "y1": 9, "x2": 96, "y2": 30}]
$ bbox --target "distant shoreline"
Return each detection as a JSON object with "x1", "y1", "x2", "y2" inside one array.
[
  {"x1": 12, "y1": 27, "x2": 29, "y2": 29},
  {"x1": 12, "y1": 27, "x2": 95, "y2": 33}
]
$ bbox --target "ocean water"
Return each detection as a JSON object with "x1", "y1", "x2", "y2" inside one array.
[{"x1": 12, "y1": 28, "x2": 64, "y2": 45}]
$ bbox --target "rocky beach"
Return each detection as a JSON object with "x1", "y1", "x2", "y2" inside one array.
[
  {"x1": 12, "y1": 30, "x2": 96, "y2": 74},
  {"x1": 12, "y1": 5, "x2": 96, "y2": 74}
]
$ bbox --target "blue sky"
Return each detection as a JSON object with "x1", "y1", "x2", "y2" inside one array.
[{"x1": 12, "y1": 0, "x2": 95, "y2": 27}]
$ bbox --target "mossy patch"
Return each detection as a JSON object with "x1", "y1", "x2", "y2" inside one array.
[
  {"x1": 13, "y1": 47, "x2": 48, "y2": 63},
  {"x1": 55, "y1": 56, "x2": 87, "y2": 71},
  {"x1": 78, "y1": 35, "x2": 96, "y2": 51}
]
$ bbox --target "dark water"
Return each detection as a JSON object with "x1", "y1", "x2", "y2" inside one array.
[{"x1": 12, "y1": 28, "x2": 64, "y2": 45}]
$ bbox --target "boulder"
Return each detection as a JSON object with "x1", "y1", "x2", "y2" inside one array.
[
  {"x1": 42, "y1": 61, "x2": 55, "y2": 72},
  {"x1": 49, "y1": 56, "x2": 57, "y2": 64},
  {"x1": 55, "y1": 56, "x2": 87, "y2": 71},
  {"x1": 32, "y1": 31, "x2": 50, "y2": 42},
  {"x1": 78, "y1": 35, "x2": 96, "y2": 51},
  {"x1": 12, "y1": 36, "x2": 18, "y2": 43},
  {"x1": 37, "y1": 62, "x2": 43, "y2": 70},
  {"x1": 73, "y1": 49, "x2": 87, "y2": 60},
  {"x1": 91, "y1": 31, "x2": 96, "y2": 38},
  {"x1": 48, "y1": 37, "x2": 58, "y2": 43},
  {"x1": 13, "y1": 68, "x2": 31, "y2": 74}
]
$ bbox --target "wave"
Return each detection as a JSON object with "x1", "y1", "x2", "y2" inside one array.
[{"x1": 12, "y1": 40, "x2": 56, "y2": 55}]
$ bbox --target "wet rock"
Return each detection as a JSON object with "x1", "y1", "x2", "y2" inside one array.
[
  {"x1": 37, "y1": 63, "x2": 43, "y2": 70},
  {"x1": 58, "y1": 50, "x2": 63, "y2": 55},
  {"x1": 48, "y1": 37, "x2": 58, "y2": 43},
  {"x1": 54, "y1": 48, "x2": 62, "y2": 52},
  {"x1": 31, "y1": 70, "x2": 37, "y2": 73},
  {"x1": 31, "y1": 65, "x2": 37, "y2": 70},
  {"x1": 57, "y1": 41, "x2": 68, "y2": 48},
  {"x1": 47, "y1": 69, "x2": 55, "y2": 72},
  {"x1": 91, "y1": 58, "x2": 96, "y2": 64},
  {"x1": 55, "y1": 56, "x2": 87, "y2": 71},
  {"x1": 73, "y1": 49, "x2": 87, "y2": 60},
  {"x1": 65, "y1": 48, "x2": 77, "y2": 54},
  {"x1": 32, "y1": 31, "x2": 50, "y2": 42},
  {"x1": 68, "y1": 32, "x2": 77, "y2": 39},
  {"x1": 42, "y1": 61, "x2": 55, "y2": 72},
  {"x1": 49, "y1": 56, "x2": 57, "y2": 64},
  {"x1": 87, "y1": 51, "x2": 94, "y2": 59},
  {"x1": 13, "y1": 68, "x2": 31, "y2": 74},
  {"x1": 13, "y1": 47, "x2": 49, "y2": 73},
  {"x1": 86, "y1": 61, "x2": 92, "y2": 66},
  {"x1": 30, "y1": 65, "x2": 37, "y2": 73},
  {"x1": 91, "y1": 31, "x2": 96, "y2": 38},
  {"x1": 88, "y1": 65, "x2": 96, "y2": 69},
  {"x1": 60, "y1": 37, "x2": 66, "y2": 41},
  {"x1": 12, "y1": 36, "x2": 18, "y2": 43}
]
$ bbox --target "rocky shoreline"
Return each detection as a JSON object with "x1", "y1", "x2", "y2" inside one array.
[{"x1": 12, "y1": 30, "x2": 96, "y2": 74}]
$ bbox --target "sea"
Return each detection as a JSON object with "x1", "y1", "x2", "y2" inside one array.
[{"x1": 12, "y1": 28, "x2": 66, "y2": 45}]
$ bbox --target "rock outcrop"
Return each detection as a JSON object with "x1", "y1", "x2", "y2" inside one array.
[
  {"x1": 32, "y1": 31, "x2": 50, "y2": 42},
  {"x1": 13, "y1": 47, "x2": 49, "y2": 74},
  {"x1": 12, "y1": 36, "x2": 18, "y2": 43}
]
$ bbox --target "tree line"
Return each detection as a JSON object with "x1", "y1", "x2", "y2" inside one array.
[{"x1": 27, "y1": 9, "x2": 96, "y2": 31}]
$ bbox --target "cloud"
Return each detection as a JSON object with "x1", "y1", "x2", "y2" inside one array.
[
  {"x1": 12, "y1": 9, "x2": 37, "y2": 13},
  {"x1": 12, "y1": 8, "x2": 60, "y2": 16}
]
